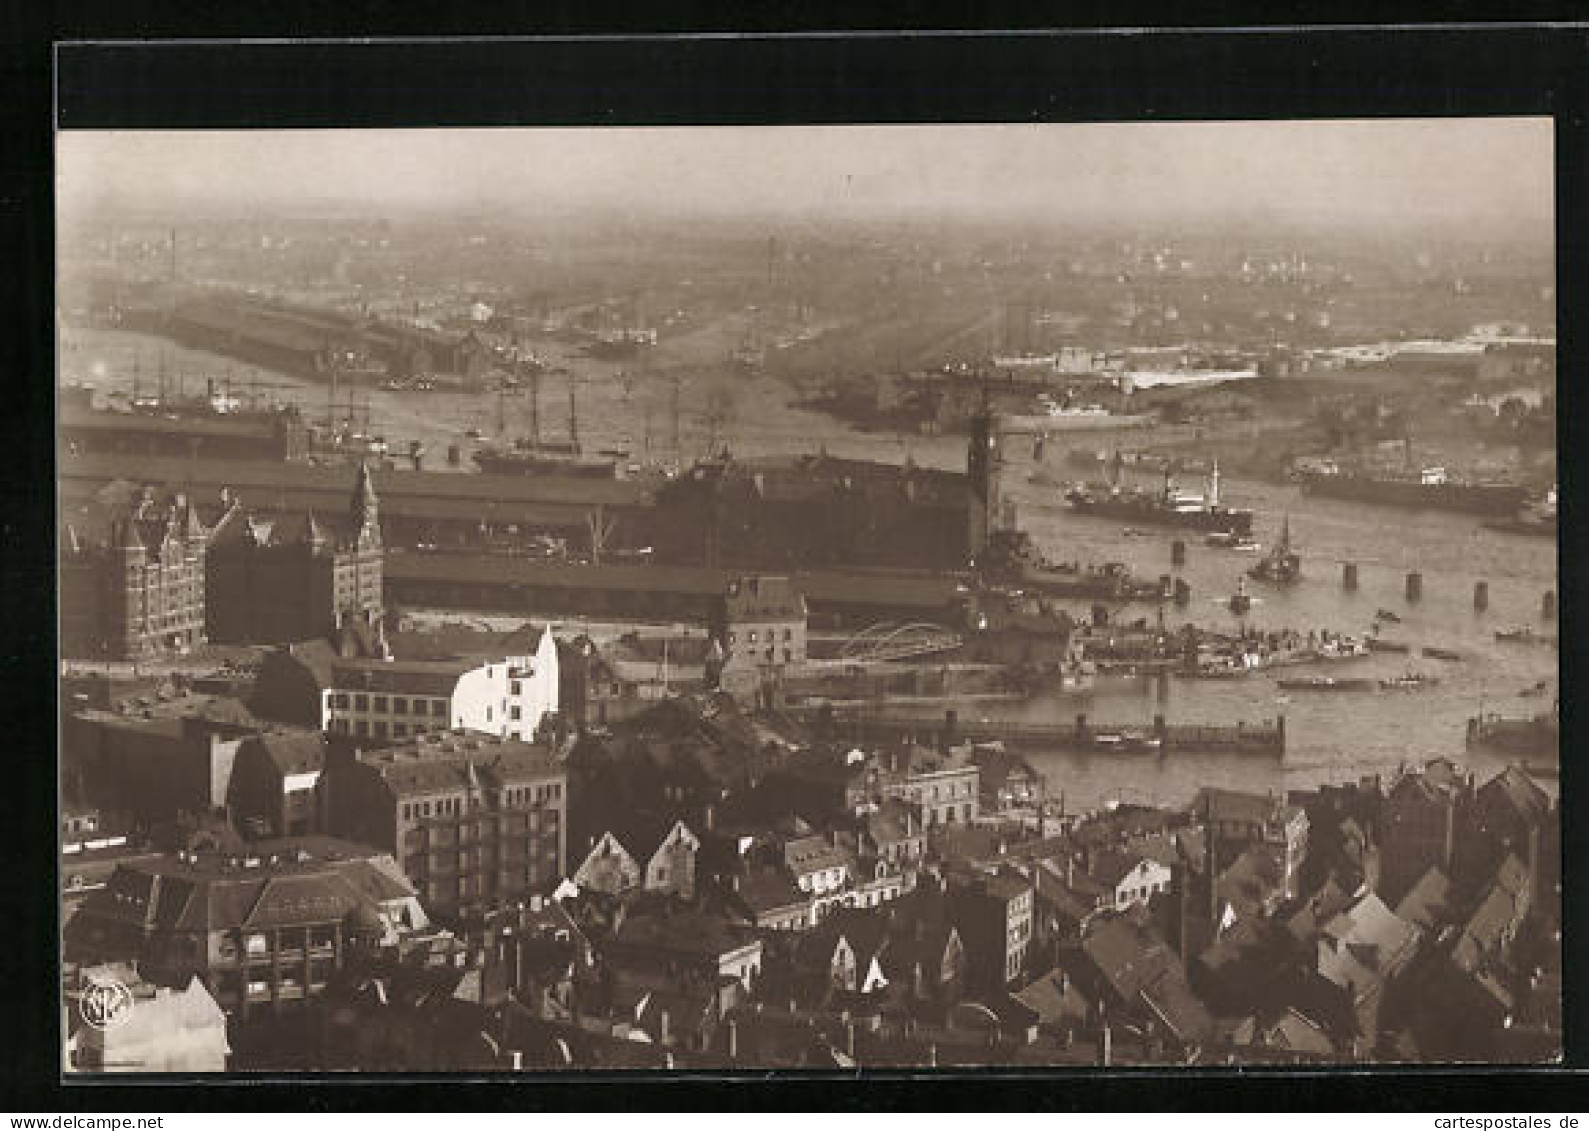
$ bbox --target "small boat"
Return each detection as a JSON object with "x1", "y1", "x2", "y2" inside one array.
[
  {"x1": 1375, "y1": 609, "x2": 1402, "y2": 624},
  {"x1": 1380, "y1": 672, "x2": 1440, "y2": 691},
  {"x1": 1520, "y1": 679, "x2": 1553, "y2": 699},
  {"x1": 1247, "y1": 515, "x2": 1301, "y2": 582},
  {"x1": 1421, "y1": 646, "x2": 1464, "y2": 662},
  {"x1": 1206, "y1": 531, "x2": 1237, "y2": 548},
  {"x1": 1228, "y1": 577, "x2": 1253, "y2": 615},
  {"x1": 1277, "y1": 676, "x2": 1375, "y2": 692},
  {"x1": 1121, "y1": 527, "x2": 1152, "y2": 539},
  {"x1": 1495, "y1": 625, "x2": 1556, "y2": 645},
  {"x1": 1232, "y1": 538, "x2": 1263, "y2": 554},
  {"x1": 1366, "y1": 638, "x2": 1412, "y2": 654}
]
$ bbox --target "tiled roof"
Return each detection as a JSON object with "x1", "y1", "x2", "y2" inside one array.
[
  {"x1": 360, "y1": 732, "x2": 562, "y2": 797},
  {"x1": 736, "y1": 868, "x2": 809, "y2": 916},
  {"x1": 1394, "y1": 867, "x2": 1456, "y2": 934},
  {"x1": 1479, "y1": 766, "x2": 1551, "y2": 826},
  {"x1": 75, "y1": 838, "x2": 416, "y2": 937},
  {"x1": 251, "y1": 730, "x2": 326, "y2": 777}
]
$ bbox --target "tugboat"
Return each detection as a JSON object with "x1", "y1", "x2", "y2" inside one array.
[
  {"x1": 1421, "y1": 645, "x2": 1464, "y2": 662},
  {"x1": 1495, "y1": 625, "x2": 1556, "y2": 646},
  {"x1": 1228, "y1": 576, "x2": 1253, "y2": 616},
  {"x1": 1375, "y1": 609, "x2": 1403, "y2": 625},
  {"x1": 1248, "y1": 515, "x2": 1301, "y2": 584},
  {"x1": 1482, "y1": 485, "x2": 1557, "y2": 538},
  {"x1": 1366, "y1": 637, "x2": 1412, "y2": 654},
  {"x1": 1379, "y1": 671, "x2": 1440, "y2": 691},
  {"x1": 1066, "y1": 458, "x2": 1255, "y2": 537}
]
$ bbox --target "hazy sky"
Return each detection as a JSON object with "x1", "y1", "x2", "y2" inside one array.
[{"x1": 59, "y1": 119, "x2": 1553, "y2": 230}]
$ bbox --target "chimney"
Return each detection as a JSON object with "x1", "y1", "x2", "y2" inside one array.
[
  {"x1": 846, "y1": 1019, "x2": 856, "y2": 1058},
  {"x1": 727, "y1": 1018, "x2": 738, "y2": 1061},
  {"x1": 1101, "y1": 1022, "x2": 1112, "y2": 1067},
  {"x1": 660, "y1": 1009, "x2": 671, "y2": 1046}
]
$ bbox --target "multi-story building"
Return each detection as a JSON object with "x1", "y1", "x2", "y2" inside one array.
[
  {"x1": 250, "y1": 627, "x2": 559, "y2": 744},
  {"x1": 206, "y1": 461, "x2": 384, "y2": 647},
  {"x1": 708, "y1": 575, "x2": 807, "y2": 694},
  {"x1": 60, "y1": 488, "x2": 208, "y2": 659},
  {"x1": 948, "y1": 869, "x2": 1034, "y2": 991},
  {"x1": 226, "y1": 729, "x2": 327, "y2": 839},
  {"x1": 322, "y1": 730, "x2": 567, "y2": 916},
  {"x1": 1379, "y1": 760, "x2": 1470, "y2": 904},
  {"x1": 63, "y1": 836, "x2": 427, "y2": 1020},
  {"x1": 1193, "y1": 786, "x2": 1311, "y2": 900},
  {"x1": 62, "y1": 691, "x2": 260, "y2": 833},
  {"x1": 879, "y1": 745, "x2": 981, "y2": 830}
]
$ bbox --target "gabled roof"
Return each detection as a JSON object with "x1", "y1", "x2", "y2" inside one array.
[
  {"x1": 1450, "y1": 853, "x2": 1531, "y2": 974},
  {"x1": 1478, "y1": 766, "x2": 1551, "y2": 827},
  {"x1": 1088, "y1": 849, "x2": 1155, "y2": 890},
  {"x1": 250, "y1": 729, "x2": 326, "y2": 777},
  {"x1": 1318, "y1": 892, "x2": 1419, "y2": 987},
  {"x1": 735, "y1": 867, "x2": 809, "y2": 917},
  {"x1": 1194, "y1": 786, "x2": 1282, "y2": 826},
  {"x1": 1394, "y1": 867, "x2": 1456, "y2": 934}
]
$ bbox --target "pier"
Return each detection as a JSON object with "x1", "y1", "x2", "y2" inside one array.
[{"x1": 805, "y1": 705, "x2": 1285, "y2": 755}]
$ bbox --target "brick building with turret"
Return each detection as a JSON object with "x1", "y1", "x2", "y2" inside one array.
[
  {"x1": 205, "y1": 462, "x2": 385, "y2": 648},
  {"x1": 61, "y1": 487, "x2": 209, "y2": 660}
]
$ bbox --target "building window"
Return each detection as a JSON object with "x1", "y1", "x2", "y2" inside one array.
[
  {"x1": 432, "y1": 700, "x2": 448, "y2": 717},
  {"x1": 783, "y1": 649, "x2": 792, "y2": 663},
  {"x1": 510, "y1": 706, "x2": 521, "y2": 721},
  {"x1": 374, "y1": 721, "x2": 388, "y2": 739},
  {"x1": 374, "y1": 696, "x2": 389, "y2": 713},
  {"x1": 330, "y1": 693, "x2": 349, "y2": 709},
  {"x1": 354, "y1": 694, "x2": 369, "y2": 711},
  {"x1": 510, "y1": 680, "x2": 522, "y2": 696},
  {"x1": 783, "y1": 628, "x2": 792, "y2": 641},
  {"x1": 486, "y1": 706, "x2": 492, "y2": 722},
  {"x1": 393, "y1": 698, "x2": 408, "y2": 715}
]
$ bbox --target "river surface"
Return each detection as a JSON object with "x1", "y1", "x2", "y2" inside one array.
[{"x1": 59, "y1": 324, "x2": 1559, "y2": 811}]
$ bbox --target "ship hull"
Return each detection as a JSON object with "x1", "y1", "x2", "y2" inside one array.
[
  {"x1": 1066, "y1": 495, "x2": 1253, "y2": 536},
  {"x1": 1300, "y1": 474, "x2": 1527, "y2": 515},
  {"x1": 473, "y1": 452, "x2": 618, "y2": 478}
]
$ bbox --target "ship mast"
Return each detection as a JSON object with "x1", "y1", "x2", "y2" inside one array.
[
  {"x1": 1207, "y1": 460, "x2": 1221, "y2": 509},
  {"x1": 568, "y1": 379, "x2": 579, "y2": 451},
  {"x1": 527, "y1": 364, "x2": 540, "y2": 446}
]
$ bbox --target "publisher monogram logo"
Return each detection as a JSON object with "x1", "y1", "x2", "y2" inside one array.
[{"x1": 79, "y1": 976, "x2": 134, "y2": 1031}]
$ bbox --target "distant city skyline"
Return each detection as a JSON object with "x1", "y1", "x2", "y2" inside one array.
[{"x1": 59, "y1": 119, "x2": 1552, "y2": 236}]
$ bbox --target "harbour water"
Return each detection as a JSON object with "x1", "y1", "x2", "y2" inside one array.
[
  {"x1": 998, "y1": 458, "x2": 1559, "y2": 812},
  {"x1": 60, "y1": 324, "x2": 1559, "y2": 813}
]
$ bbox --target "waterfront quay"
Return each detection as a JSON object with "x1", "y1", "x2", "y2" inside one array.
[{"x1": 811, "y1": 704, "x2": 1285, "y2": 755}]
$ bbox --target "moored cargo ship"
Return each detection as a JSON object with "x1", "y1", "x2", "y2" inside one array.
[
  {"x1": 1066, "y1": 460, "x2": 1254, "y2": 537},
  {"x1": 472, "y1": 438, "x2": 621, "y2": 479},
  {"x1": 1482, "y1": 485, "x2": 1557, "y2": 537},
  {"x1": 1295, "y1": 461, "x2": 1528, "y2": 516},
  {"x1": 976, "y1": 529, "x2": 1175, "y2": 603}
]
